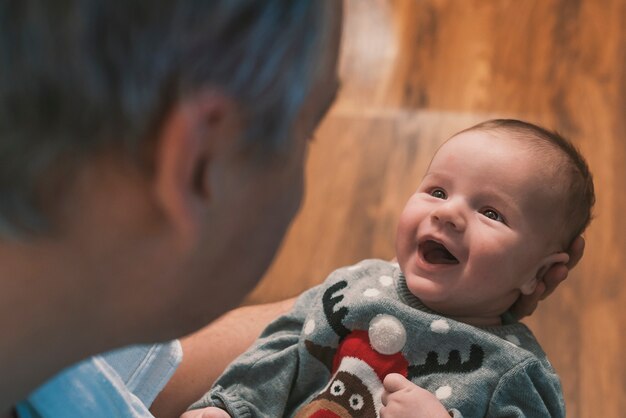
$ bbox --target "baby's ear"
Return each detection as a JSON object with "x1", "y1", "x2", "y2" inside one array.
[{"x1": 520, "y1": 252, "x2": 570, "y2": 295}]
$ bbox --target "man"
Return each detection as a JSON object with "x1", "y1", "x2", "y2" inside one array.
[
  {"x1": 1, "y1": 1, "x2": 339, "y2": 416},
  {"x1": 0, "y1": 1, "x2": 581, "y2": 417}
]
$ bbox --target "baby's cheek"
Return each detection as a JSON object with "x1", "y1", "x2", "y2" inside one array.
[
  {"x1": 468, "y1": 242, "x2": 511, "y2": 275},
  {"x1": 395, "y1": 218, "x2": 415, "y2": 253}
]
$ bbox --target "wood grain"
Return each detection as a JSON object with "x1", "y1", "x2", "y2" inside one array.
[{"x1": 246, "y1": 1, "x2": 626, "y2": 416}]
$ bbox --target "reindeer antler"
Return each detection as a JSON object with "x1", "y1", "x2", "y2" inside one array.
[
  {"x1": 305, "y1": 280, "x2": 352, "y2": 371},
  {"x1": 323, "y1": 280, "x2": 351, "y2": 340},
  {"x1": 408, "y1": 344, "x2": 484, "y2": 379}
]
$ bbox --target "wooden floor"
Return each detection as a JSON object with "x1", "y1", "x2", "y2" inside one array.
[{"x1": 247, "y1": 1, "x2": 626, "y2": 416}]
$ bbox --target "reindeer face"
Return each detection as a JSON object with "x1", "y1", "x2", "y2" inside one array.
[{"x1": 295, "y1": 371, "x2": 377, "y2": 418}]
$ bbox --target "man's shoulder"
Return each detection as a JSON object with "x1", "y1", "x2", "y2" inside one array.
[
  {"x1": 15, "y1": 342, "x2": 181, "y2": 418},
  {"x1": 15, "y1": 355, "x2": 148, "y2": 418}
]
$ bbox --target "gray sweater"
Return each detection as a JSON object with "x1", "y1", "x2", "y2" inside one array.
[{"x1": 191, "y1": 259, "x2": 565, "y2": 417}]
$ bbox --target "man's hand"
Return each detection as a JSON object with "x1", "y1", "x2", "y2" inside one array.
[
  {"x1": 380, "y1": 373, "x2": 450, "y2": 418},
  {"x1": 511, "y1": 236, "x2": 585, "y2": 319},
  {"x1": 180, "y1": 407, "x2": 231, "y2": 418}
]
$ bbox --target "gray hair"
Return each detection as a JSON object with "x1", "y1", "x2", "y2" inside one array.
[{"x1": 0, "y1": 0, "x2": 330, "y2": 237}]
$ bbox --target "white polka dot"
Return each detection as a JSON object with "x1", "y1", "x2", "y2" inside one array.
[
  {"x1": 430, "y1": 319, "x2": 451, "y2": 333},
  {"x1": 363, "y1": 288, "x2": 380, "y2": 297},
  {"x1": 304, "y1": 320, "x2": 316, "y2": 335},
  {"x1": 378, "y1": 275, "x2": 394, "y2": 287},
  {"x1": 505, "y1": 335, "x2": 521, "y2": 346},
  {"x1": 435, "y1": 385, "x2": 452, "y2": 400}
]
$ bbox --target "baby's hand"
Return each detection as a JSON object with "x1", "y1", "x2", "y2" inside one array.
[
  {"x1": 179, "y1": 407, "x2": 231, "y2": 418},
  {"x1": 380, "y1": 373, "x2": 450, "y2": 418}
]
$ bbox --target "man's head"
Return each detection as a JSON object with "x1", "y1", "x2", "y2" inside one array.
[
  {"x1": 395, "y1": 119, "x2": 594, "y2": 325},
  {"x1": 0, "y1": 0, "x2": 337, "y2": 236},
  {"x1": 0, "y1": 1, "x2": 342, "y2": 342}
]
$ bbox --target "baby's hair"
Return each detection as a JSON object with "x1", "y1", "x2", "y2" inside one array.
[{"x1": 462, "y1": 119, "x2": 595, "y2": 248}]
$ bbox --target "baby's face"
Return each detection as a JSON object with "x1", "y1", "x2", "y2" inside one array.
[{"x1": 395, "y1": 129, "x2": 568, "y2": 323}]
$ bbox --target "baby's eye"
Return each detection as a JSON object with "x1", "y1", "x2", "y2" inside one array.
[
  {"x1": 430, "y1": 188, "x2": 447, "y2": 199},
  {"x1": 482, "y1": 208, "x2": 504, "y2": 223}
]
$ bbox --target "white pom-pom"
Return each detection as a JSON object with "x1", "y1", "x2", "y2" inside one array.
[{"x1": 368, "y1": 314, "x2": 407, "y2": 355}]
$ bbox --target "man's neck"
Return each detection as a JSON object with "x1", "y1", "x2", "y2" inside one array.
[
  {"x1": 0, "y1": 157, "x2": 186, "y2": 412},
  {"x1": 0, "y1": 240, "x2": 123, "y2": 412},
  {"x1": 1, "y1": 409, "x2": 16, "y2": 418}
]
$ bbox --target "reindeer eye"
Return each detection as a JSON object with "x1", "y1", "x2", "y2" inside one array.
[
  {"x1": 349, "y1": 394, "x2": 364, "y2": 410},
  {"x1": 330, "y1": 380, "x2": 346, "y2": 397}
]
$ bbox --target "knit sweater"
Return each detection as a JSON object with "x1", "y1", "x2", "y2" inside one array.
[{"x1": 190, "y1": 259, "x2": 565, "y2": 417}]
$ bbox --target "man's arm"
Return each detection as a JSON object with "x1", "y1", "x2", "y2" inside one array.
[
  {"x1": 150, "y1": 298, "x2": 296, "y2": 418},
  {"x1": 510, "y1": 236, "x2": 585, "y2": 319}
]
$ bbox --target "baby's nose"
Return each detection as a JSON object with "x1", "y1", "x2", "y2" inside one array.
[{"x1": 431, "y1": 202, "x2": 466, "y2": 231}]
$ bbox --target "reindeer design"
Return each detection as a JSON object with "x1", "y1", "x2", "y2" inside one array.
[{"x1": 295, "y1": 280, "x2": 485, "y2": 418}]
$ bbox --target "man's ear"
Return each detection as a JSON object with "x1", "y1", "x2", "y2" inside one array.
[
  {"x1": 520, "y1": 252, "x2": 570, "y2": 295},
  {"x1": 152, "y1": 89, "x2": 241, "y2": 245}
]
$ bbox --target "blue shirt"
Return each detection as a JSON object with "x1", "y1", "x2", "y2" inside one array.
[{"x1": 16, "y1": 341, "x2": 182, "y2": 418}]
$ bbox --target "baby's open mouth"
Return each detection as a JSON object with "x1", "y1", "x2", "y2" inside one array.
[{"x1": 419, "y1": 240, "x2": 459, "y2": 264}]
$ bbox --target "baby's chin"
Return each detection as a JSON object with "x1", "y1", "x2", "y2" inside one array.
[
  {"x1": 404, "y1": 276, "x2": 515, "y2": 326},
  {"x1": 403, "y1": 272, "x2": 453, "y2": 306},
  {"x1": 418, "y1": 296, "x2": 507, "y2": 327}
]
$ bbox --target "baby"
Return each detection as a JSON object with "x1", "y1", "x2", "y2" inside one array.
[{"x1": 186, "y1": 119, "x2": 594, "y2": 417}]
